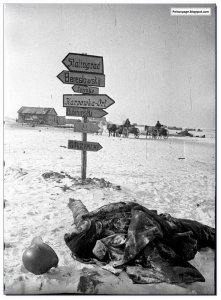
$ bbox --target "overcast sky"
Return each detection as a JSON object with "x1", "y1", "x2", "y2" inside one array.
[{"x1": 4, "y1": 3, "x2": 216, "y2": 128}]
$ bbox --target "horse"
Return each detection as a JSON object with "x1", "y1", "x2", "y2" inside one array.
[
  {"x1": 116, "y1": 125, "x2": 140, "y2": 138},
  {"x1": 116, "y1": 125, "x2": 128, "y2": 138},
  {"x1": 145, "y1": 125, "x2": 169, "y2": 139},
  {"x1": 158, "y1": 127, "x2": 169, "y2": 139},
  {"x1": 128, "y1": 126, "x2": 140, "y2": 138},
  {"x1": 107, "y1": 124, "x2": 117, "y2": 137}
]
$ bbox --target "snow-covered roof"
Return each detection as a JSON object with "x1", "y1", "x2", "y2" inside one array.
[{"x1": 17, "y1": 106, "x2": 57, "y2": 115}]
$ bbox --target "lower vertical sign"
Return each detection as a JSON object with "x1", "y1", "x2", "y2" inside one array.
[{"x1": 68, "y1": 140, "x2": 103, "y2": 152}]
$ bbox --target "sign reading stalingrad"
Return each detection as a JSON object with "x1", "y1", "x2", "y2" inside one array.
[
  {"x1": 63, "y1": 94, "x2": 115, "y2": 109},
  {"x1": 72, "y1": 85, "x2": 99, "y2": 94},
  {"x1": 68, "y1": 140, "x2": 102, "y2": 152},
  {"x1": 62, "y1": 53, "x2": 104, "y2": 74},
  {"x1": 66, "y1": 107, "x2": 107, "y2": 118},
  {"x1": 57, "y1": 71, "x2": 105, "y2": 87}
]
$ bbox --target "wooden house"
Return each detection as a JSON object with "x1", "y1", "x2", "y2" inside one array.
[{"x1": 17, "y1": 106, "x2": 58, "y2": 125}]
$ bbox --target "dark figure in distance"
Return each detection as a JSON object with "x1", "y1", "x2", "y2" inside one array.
[
  {"x1": 124, "y1": 118, "x2": 131, "y2": 129},
  {"x1": 155, "y1": 120, "x2": 162, "y2": 130}
]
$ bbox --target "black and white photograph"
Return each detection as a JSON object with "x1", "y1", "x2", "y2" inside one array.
[{"x1": 2, "y1": 0, "x2": 217, "y2": 296}]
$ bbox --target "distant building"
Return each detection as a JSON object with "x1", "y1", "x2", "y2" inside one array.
[
  {"x1": 57, "y1": 116, "x2": 66, "y2": 125},
  {"x1": 17, "y1": 106, "x2": 58, "y2": 125}
]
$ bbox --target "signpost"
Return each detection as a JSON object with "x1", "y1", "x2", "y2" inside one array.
[
  {"x1": 57, "y1": 52, "x2": 115, "y2": 181},
  {"x1": 63, "y1": 94, "x2": 115, "y2": 109},
  {"x1": 62, "y1": 53, "x2": 104, "y2": 74},
  {"x1": 72, "y1": 85, "x2": 99, "y2": 94},
  {"x1": 66, "y1": 107, "x2": 107, "y2": 118},
  {"x1": 74, "y1": 122, "x2": 100, "y2": 134},
  {"x1": 68, "y1": 140, "x2": 102, "y2": 152},
  {"x1": 57, "y1": 71, "x2": 105, "y2": 87}
]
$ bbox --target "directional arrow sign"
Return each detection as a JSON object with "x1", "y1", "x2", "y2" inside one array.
[
  {"x1": 62, "y1": 53, "x2": 104, "y2": 74},
  {"x1": 66, "y1": 107, "x2": 107, "y2": 118},
  {"x1": 63, "y1": 94, "x2": 115, "y2": 109},
  {"x1": 57, "y1": 71, "x2": 105, "y2": 87},
  {"x1": 72, "y1": 85, "x2": 99, "y2": 94},
  {"x1": 68, "y1": 140, "x2": 102, "y2": 152},
  {"x1": 74, "y1": 122, "x2": 100, "y2": 133}
]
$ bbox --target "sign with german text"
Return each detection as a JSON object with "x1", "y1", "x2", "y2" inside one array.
[
  {"x1": 62, "y1": 53, "x2": 104, "y2": 74},
  {"x1": 66, "y1": 107, "x2": 107, "y2": 118},
  {"x1": 68, "y1": 140, "x2": 102, "y2": 152},
  {"x1": 57, "y1": 71, "x2": 105, "y2": 87},
  {"x1": 74, "y1": 122, "x2": 100, "y2": 133},
  {"x1": 63, "y1": 94, "x2": 115, "y2": 109},
  {"x1": 72, "y1": 85, "x2": 99, "y2": 94},
  {"x1": 57, "y1": 52, "x2": 114, "y2": 181}
]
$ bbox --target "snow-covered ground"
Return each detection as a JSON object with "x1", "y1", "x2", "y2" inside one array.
[{"x1": 3, "y1": 123, "x2": 216, "y2": 295}]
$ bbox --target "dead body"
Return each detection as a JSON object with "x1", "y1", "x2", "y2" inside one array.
[{"x1": 64, "y1": 200, "x2": 215, "y2": 284}]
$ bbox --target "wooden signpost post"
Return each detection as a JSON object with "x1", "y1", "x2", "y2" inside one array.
[
  {"x1": 82, "y1": 116, "x2": 88, "y2": 180},
  {"x1": 57, "y1": 53, "x2": 114, "y2": 181}
]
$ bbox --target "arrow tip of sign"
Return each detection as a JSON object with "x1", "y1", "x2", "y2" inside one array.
[
  {"x1": 62, "y1": 53, "x2": 69, "y2": 64},
  {"x1": 56, "y1": 71, "x2": 63, "y2": 79},
  {"x1": 103, "y1": 110, "x2": 108, "y2": 117}
]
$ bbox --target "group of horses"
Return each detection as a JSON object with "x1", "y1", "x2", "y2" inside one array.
[
  {"x1": 107, "y1": 124, "x2": 169, "y2": 139},
  {"x1": 107, "y1": 124, "x2": 140, "y2": 138},
  {"x1": 144, "y1": 125, "x2": 169, "y2": 139}
]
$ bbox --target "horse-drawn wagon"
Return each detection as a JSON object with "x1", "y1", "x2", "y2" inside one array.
[
  {"x1": 117, "y1": 125, "x2": 140, "y2": 138},
  {"x1": 107, "y1": 124, "x2": 140, "y2": 138},
  {"x1": 145, "y1": 125, "x2": 169, "y2": 139}
]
